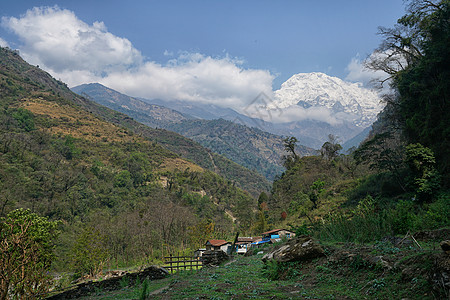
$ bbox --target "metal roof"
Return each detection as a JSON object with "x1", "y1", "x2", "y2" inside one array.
[{"x1": 205, "y1": 239, "x2": 229, "y2": 247}]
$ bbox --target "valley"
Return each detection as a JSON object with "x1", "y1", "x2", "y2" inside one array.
[{"x1": 1, "y1": 0, "x2": 449, "y2": 298}]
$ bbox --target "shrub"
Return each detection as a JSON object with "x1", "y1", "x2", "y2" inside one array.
[
  {"x1": 390, "y1": 200, "x2": 418, "y2": 234},
  {"x1": 70, "y1": 226, "x2": 108, "y2": 277},
  {"x1": 315, "y1": 196, "x2": 394, "y2": 243},
  {"x1": 0, "y1": 208, "x2": 59, "y2": 299},
  {"x1": 418, "y1": 193, "x2": 450, "y2": 229}
]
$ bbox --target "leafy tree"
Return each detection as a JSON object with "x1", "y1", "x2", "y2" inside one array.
[
  {"x1": 114, "y1": 170, "x2": 133, "y2": 188},
  {"x1": 71, "y1": 226, "x2": 109, "y2": 277},
  {"x1": 320, "y1": 134, "x2": 342, "y2": 161},
  {"x1": 0, "y1": 209, "x2": 59, "y2": 300},
  {"x1": 405, "y1": 143, "x2": 441, "y2": 201},
  {"x1": 188, "y1": 219, "x2": 215, "y2": 249},
  {"x1": 355, "y1": 132, "x2": 407, "y2": 192},
  {"x1": 253, "y1": 210, "x2": 268, "y2": 234},
  {"x1": 58, "y1": 135, "x2": 80, "y2": 160},
  {"x1": 366, "y1": 0, "x2": 450, "y2": 185},
  {"x1": 309, "y1": 180, "x2": 325, "y2": 209},
  {"x1": 282, "y1": 136, "x2": 299, "y2": 169},
  {"x1": 12, "y1": 108, "x2": 35, "y2": 132},
  {"x1": 257, "y1": 191, "x2": 269, "y2": 206}
]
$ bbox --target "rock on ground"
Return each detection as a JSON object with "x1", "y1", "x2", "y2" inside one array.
[{"x1": 262, "y1": 236, "x2": 325, "y2": 263}]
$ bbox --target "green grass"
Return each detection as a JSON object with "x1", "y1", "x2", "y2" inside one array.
[{"x1": 72, "y1": 237, "x2": 446, "y2": 299}]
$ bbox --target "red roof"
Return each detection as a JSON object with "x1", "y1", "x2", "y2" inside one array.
[{"x1": 206, "y1": 239, "x2": 229, "y2": 247}]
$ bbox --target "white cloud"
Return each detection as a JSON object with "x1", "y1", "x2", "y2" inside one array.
[
  {"x1": 2, "y1": 6, "x2": 376, "y2": 126},
  {"x1": 1, "y1": 6, "x2": 143, "y2": 74},
  {"x1": 0, "y1": 37, "x2": 9, "y2": 47},
  {"x1": 1, "y1": 6, "x2": 274, "y2": 111},
  {"x1": 100, "y1": 54, "x2": 275, "y2": 110},
  {"x1": 266, "y1": 105, "x2": 342, "y2": 125},
  {"x1": 345, "y1": 55, "x2": 385, "y2": 87}
]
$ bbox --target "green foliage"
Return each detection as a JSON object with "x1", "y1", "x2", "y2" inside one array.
[
  {"x1": 119, "y1": 276, "x2": 130, "y2": 289},
  {"x1": 369, "y1": 0, "x2": 450, "y2": 186},
  {"x1": 288, "y1": 192, "x2": 311, "y2": 215},
  {"x1": 294, "y1": 224, "x2": 310, "y2": 236},
  {"x1": 0, "y1": 208, "x2": 59, "y2": 299},
  {"x1": 58, "y1": 135, "x2": 80, "y2": 160},
  {"x1": 114, "y1": 170, "x2": 133, "y2": 188},
  {"x1": 262, "y1": 260, "x2": 303, "y2": 281},
  {"x1": 315, "y1": 196, "x2": 394, "y2": 243},
  {"x1": 253, "y1": 210, "x2": 269, "y2": 234},
  {"x1": 418, "y1": 193, "x2": 450, "y2": 229},
  {"x1": 320, "y1": 134, "x2": 342, "y2": 161},
  {"x1": 11, "y1": 108, "x2": 35, "y2": 132},
  {"x1": 262, "y1": 259, "x2": 282, "y2": 281},
  {"x1": 138, "y1": 279, "x2": 150, "y2": 300},
  {"x1": 70, "y1": 226, "x2": 109, "y2": 277},
  {"x1": 354, "y1": 132, "x2": 407, "y2": 193},
  {"x1": 405, "y1": 143, "x2": 441, "y2": 201},
  {"x1": 188, "y1": 219, "x2": 215, "y2": 250},
  {"x1": 390, "y1": 200, "x2": 418, "y2": 234},
  {"x1": 282, "y1": 136, "x2": 299, "y2": 169},
  {"x1": 309, "y1": 179, "x2": 326, "y2": 209},
  {"x1": 257, "y1": 191, "x2": 269, "y2": 206},
  {"x1": 0, "y1": 42, "x2": 264, "y2": 268}
]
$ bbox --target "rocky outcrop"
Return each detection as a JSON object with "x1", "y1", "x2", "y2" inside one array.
[{"x1": 262, "y1": 236, "x2": 325, "y2": 263}]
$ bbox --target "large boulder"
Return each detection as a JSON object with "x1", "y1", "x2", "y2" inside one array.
[{"x1": 262, "y1": 236, "x2": 325, "y2": 263}]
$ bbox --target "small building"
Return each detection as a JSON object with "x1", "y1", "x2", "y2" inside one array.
[
  {"x1": 261, "y1": 229, "x2": 296, "y2": 241},
  {"x1": 235, "y1": 237, "x2": 261, "y2": 254},
  {"x1": 205, "y1": 239, "x2": 231, "y2": 253}
]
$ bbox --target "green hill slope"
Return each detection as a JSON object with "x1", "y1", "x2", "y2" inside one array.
[
  {"x1": 71, "y1": 83, "x2": 270, "y2": 196},
  {"x1": 72, "y1": 83, "x2": 315, "y2": 181},
  {"x1": 0, "y1": 46, "x2": 259, "y2": 267}
]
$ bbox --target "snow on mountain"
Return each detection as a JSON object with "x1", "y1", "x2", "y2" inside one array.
[{"x1": 268, "y1": 72, "x2": 384, "y2": 128}]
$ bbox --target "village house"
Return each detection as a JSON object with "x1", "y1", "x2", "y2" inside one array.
[
  {"x1": 235, "y1": 236, "x2": 261, "y2": 254},
  {"x1": 205, "y1": 239, "x2": 231, "y2": 253},
  {"x1": 262, "y1": 229, "x2": 296, "y2": 242}
]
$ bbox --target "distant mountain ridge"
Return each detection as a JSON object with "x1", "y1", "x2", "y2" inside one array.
[
  {"x1": 73, "y1": 83, "x2": 316, "y2": 180},
  {"x1": 129, "y1": 72, "x2": 380, "y2": 149},
  {"x1": 74, "y1": 71, "x2": 381, "y2": 153}
]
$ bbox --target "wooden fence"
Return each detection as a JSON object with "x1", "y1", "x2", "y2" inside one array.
[{"x1": 163, "y1": 254, "x2": 202, "y2": 274}]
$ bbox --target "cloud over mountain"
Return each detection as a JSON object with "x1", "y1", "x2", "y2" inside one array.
[
  {"x1": 0, "y1": 37, "x2": 9, "y2": 47},
  {"x1": 1, "y1": 6, "x2": 274, "y2": 111},
  {"x1": 2, "y1": 6, "x2": 387, "y2": 127}
]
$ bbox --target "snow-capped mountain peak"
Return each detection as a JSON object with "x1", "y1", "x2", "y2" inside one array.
[{"x1": 268, "y1": 72, "x2": 384, "y2": 128}]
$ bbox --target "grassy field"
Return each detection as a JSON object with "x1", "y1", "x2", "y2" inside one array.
[{"x1": 72, "y1": 238, "x2": 447, "y2": 300}]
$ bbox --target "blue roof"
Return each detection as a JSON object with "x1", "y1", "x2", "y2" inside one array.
[{"x1": 251, "y1": 240, "x2": 270, "y2": 245}]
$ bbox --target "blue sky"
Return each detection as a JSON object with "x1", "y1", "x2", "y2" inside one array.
[{"x1": 0, "y1": 0, "x2": 406, "y2": 109}]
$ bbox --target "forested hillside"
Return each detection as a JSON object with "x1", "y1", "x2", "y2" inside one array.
[
  {"x1": 73, "y1": 83, "x2": 316, "y2": 180},
  {"x1": 0, "y1": 46, "x2": 260, "y2": 272},
  {"x1": 264, "y1": 0, "x2": 449, "y2": 238}
]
